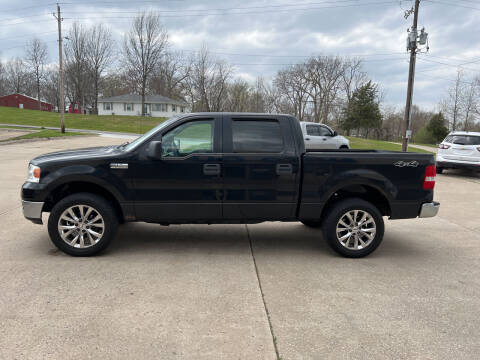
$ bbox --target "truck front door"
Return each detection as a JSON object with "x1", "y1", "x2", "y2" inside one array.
[{"x1": 133, "y1": 115, "x2": 223, "y2": 222}]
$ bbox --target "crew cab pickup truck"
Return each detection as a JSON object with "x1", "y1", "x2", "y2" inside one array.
[{"x1": 21, "y1": 113, "x2": 440, "y2": 258}]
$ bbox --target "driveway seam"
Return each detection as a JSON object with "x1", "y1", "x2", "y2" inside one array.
[{"x1": 245, "y1": 224, "x2": 280, "y2": 360}]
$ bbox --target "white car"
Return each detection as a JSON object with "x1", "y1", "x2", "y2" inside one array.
[
  {"x1": 436, "y1": 131, "x2": 480, "y2": 173},
  {"x1": 300, "y1": 122, "x2": 350, "y2": 150}
]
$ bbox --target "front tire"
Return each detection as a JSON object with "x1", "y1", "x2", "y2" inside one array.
[
  {"x1": 323, "y1": 198, "x2": 384, "y2": 258},
  {"x1": 47, "y1": 193, "x2": 119, "y2": 256},
  {"x1": 437, "y1": 167, "x2": 444, "y2": 174}
]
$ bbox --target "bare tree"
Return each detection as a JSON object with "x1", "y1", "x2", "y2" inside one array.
[
  {"x1": 440, "y1": 69, "x2": 463, "y2": 131},
  {"x1": 43, "y1": 67, "x2": 60, "y2": 111},
  {"x1": 342, "y1": 57, "x2": 367, "y2": 102},
  {"x1": 303, "y1": 56, "x2": 346, "y2": 123},
  {"x1": 274, "y1": 65, "x2": 309, "y2": 120},
  {"x1": 184, "y1": 46, "x2": 232, "y2": 112},
  {"x1": 25, "y1": 38, "x2": 48, "y2": 110},
  {"x1": 0, "y1": 61, "x2": 6, "y2": 96},
  {"x1": 123, "y1": 12, "x2": 168, "y2": 115},
  {"x1": 5, "y1": 57, "x2": 28, "y2": 94},
  {"x1": 461, "y1": 80, "x2": 479, "y2": 131},
  {"x1": 64, "y1": 22, "x2": 90, "y2": 111},
  {"x1": 149, "y1": 51, "x2": 190, "y2": 100},
  {"x1": 86, "y1": 24, "x2": 114, "y2": 114}
]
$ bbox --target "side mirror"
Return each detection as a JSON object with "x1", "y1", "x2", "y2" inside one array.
[
  {"x1": 332, "y1": 131, "x2": 338, "y2": 137},
  {"x1": 146, "y1": 140, "x2": 163, "y2": 159}
]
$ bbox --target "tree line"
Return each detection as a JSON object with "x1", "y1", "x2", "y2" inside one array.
[{"x1": 0, "y1": 11, "x2": 479, "y2": 141}]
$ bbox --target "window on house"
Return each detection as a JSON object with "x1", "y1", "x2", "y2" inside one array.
[
  {"x1": 180, "y1": 107, "x2": 185, "y2": 113},
  {"x1": 172, "y1": 104, "x2": 176, "y2": 112},
  {"x1": 152, "y1": 103, "x2": 167, "y2": 112},
  {"x1": 143, "y1": 103, "x2": 150, "y2": 114},
  {"x1": 104, "y1": 103, "x2": 111, "y2": 111},
  {"x1": 124, "y1": 103, "x2": 133, "y2": 111}
]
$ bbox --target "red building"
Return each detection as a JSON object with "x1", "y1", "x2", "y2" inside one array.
[
  {"x1": 68, "y1": 102, "x2": 83, "y2": 114},
  {"x1": 0, "y1": 93, "x2": 53, "y2": 112}
]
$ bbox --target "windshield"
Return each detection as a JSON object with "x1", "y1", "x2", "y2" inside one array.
[
  {"x1": 123, "y1": 115, "x2": 182, "y2": 152},
  {"x1": 444, "y1": 135, "x2": 480, "y2": 146}
]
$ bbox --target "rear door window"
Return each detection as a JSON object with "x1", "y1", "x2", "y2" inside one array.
[
  {"x1": 306, "y1": 125, "x2": 320, "y2": 136},
  {"x1": 232, "y1": 120, "x2": 284, "y2": 153}
]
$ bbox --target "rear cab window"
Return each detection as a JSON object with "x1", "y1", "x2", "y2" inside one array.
[
  {"x1": 231, "y1": 120, "x2": 284, "y2": 153},
  {"x1": 444, "y1": 135, "x2": 480, "y2": 145}
]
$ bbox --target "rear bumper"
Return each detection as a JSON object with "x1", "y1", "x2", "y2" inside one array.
[
  {"x1": 419, "y1": 201, "x2": 440, "y2": 218},
  {"x1": 22, "y1": 200, "x2": 44, "y2": 224},
  {"x1": 436, "y1": 160, "x2": 480, "y2": 170}
]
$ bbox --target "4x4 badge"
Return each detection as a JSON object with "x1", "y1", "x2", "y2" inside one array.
[{"x1": 394, "y1": 160, "x2": 419, "y2": 167}]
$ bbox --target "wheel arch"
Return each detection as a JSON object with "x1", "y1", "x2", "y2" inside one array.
[
  {"x1": 42, "y1": 181, "x2": 124, "y2": 222},
  {"x1": 320, "y1": 183, "x2": 391, "y2": 220}
]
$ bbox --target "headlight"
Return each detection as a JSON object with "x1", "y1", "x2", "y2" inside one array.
[{"x1": 27, "y1": 164, "x2": 41, "y2": 183}]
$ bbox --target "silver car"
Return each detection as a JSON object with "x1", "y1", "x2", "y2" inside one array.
[
  {"x1": 436, "y1": 131, "x2": 480, "y2": 173},
  {"x1": 300, "y1": 122, "x2": 350, "y2": 150}
]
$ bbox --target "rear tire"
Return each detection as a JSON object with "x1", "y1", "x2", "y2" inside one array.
[
  {"x1": 340, "y1": 145, "x2": 349, "y2": 149},
  {"x1": 47, "y1": 193, "x2": 119, "y2": 256},
  {"x1": 322, "y1": 198, "x2": 384, "y2": 258}
]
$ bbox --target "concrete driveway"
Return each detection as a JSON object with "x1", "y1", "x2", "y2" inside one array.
[{"x1": 1, "y1": 136, "x2": 479, "y2": 359}]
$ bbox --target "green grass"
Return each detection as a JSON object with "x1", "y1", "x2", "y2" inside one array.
[
  {"x1": 1, "y1": 129, "x2": 86, "y2": 142},
  {"x1": 0, "y1": 106, "x2": 167, "y2": 134},
  {"x1": 347, "y1": 136, "x2": 434, "y2": 154}
]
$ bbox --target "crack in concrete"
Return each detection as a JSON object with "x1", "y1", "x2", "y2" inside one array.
[{"x1": 245, "y1": 224, "x2": 281, "y2": 360}]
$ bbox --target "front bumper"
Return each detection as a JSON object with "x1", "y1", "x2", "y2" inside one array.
[
  {"x1": 419, "y1": 201, "x2": 440, "y2": 218},
  {"x1": 22, "y1": 200, "x2": 44, "y2": 224}
]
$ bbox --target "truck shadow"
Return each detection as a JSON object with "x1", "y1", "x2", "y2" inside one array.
[
  {"x1": 106, "y1": 222, "x2": 424, "y2": 259},
  {"x1": 440, "y1": 169, "x2": 480, "y2": 179}
]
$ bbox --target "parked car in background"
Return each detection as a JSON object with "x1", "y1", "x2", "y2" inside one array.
[
  {"x1": 436, "y1": 131, "x2": 480, "y2": 173},
  {"x1": 300, "y1": 121, "x2": 350, "y2": 149}
]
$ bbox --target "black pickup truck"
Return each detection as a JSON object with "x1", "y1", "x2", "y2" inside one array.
[{"x1": 21, "y1": 113, "x2": 439, "y2": 257}]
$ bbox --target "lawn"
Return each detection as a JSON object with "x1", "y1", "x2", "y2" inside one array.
[
  {"x1": 347, "y1": 136, "x2": 434, "y2": 154},
  {"x1": 0, "y1": 107, "x2": 435, "y2": 153},
  {"x1": 0, "y1": 106, "x2": 167, "y2": 134},
  {"x1": 0, "y1": 129, "x2": 86, "y2": 142}
]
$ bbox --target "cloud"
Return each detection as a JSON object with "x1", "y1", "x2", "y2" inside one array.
[{"x1": 0, "y1": 0, "x2": 479, "y2": 110}]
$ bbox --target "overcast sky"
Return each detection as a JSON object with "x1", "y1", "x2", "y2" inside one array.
[{"x1": 1, "y1": 0, "x2": 479, "y2": 110}]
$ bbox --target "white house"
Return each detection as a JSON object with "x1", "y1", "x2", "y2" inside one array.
[{"x1": 97, "y1": 94, "x2": 189, "y2": 117}]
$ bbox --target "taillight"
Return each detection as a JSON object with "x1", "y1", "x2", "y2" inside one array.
[
  {"x1": 438, "y1": 144, "x2": 450, "y2": 149},
  {"x1": 423, "y1": 165, "x2": 436, "y2": 190},
  {"x1": 477, "y1": 147, "x2": 480, "y2": 152}
]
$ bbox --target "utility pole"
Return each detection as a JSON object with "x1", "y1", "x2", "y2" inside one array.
[
  {"x1": 53, "y1": 4, "x2": 65, "y2": 133},
  {"x1": 402, "y1": 0, "x2": 420, "y2": 152}
]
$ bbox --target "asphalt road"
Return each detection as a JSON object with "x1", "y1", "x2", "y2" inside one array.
[{"x1": 1, "y1": 136, "x2": 479, "y2": 359}]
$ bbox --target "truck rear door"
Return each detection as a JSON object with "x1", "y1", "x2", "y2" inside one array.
[{"x1": 222, "y1": 115, "x2": 300, "y2": 221}]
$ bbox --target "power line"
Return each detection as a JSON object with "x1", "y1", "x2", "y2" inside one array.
[
  {"x1": 426, "y1": 0, "x2": 480, "y2": 11},
  {"x1": 62, "y1": 0, "x2": 393, "y2": 13},
  {"x1": 177, "y1": 48, "x2": 407, "y2": 58},
  {"x1": 418, "y1": 72, "x2": 476, "y2": 86},
  {"x1": 62, "y1": 1, "x2": 401, "y2": 19},
  {"x1": 416, "y1": 56, "x2": 480, "y2": 72},
  {"x1": 0, "y1": 39, "x2": 58, "y2": 52},
  {"x1": 1, "y1": 2, "x2": 57, "y2": 13},
  {"x1": 0, "y1": 31, "x2": 57, "y2": 42},
  {"x1": 0, "y1": 18, "x2": 56, "y2": 28}
]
